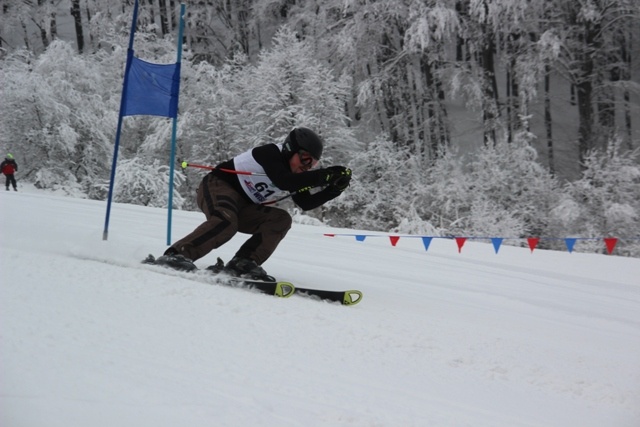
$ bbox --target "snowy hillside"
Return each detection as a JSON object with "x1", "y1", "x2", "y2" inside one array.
[{"x1": 2, "y1": 188, "x2": 640, "y2": 427}]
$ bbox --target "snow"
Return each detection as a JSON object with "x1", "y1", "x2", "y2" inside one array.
[{"x1": 2, "y1": 187, "x2": 640, "y2": 427}]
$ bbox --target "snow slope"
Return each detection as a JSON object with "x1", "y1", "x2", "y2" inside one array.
[{"x1": 2, "y1": 188, "x2": 640, "y2": 427}]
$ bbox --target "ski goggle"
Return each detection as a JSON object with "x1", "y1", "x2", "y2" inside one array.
[{"x1": 298, "y1": 150, "x2": 319, "y2": 169}]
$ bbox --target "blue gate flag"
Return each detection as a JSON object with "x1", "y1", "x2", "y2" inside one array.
[
  {"x1": 122, "y1": 57, "x2": 180, "y2": 118},
  {"x1": 103, "y1": 0, "x2": 185, "y2": 243}
]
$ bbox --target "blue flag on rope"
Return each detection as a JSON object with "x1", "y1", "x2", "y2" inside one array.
[
  {"x1": 422, "y1": 236, "x2": 433, "y2": 251},
  {"x1": 491, "y1": 237, "x2": 503, "y2": 254},
  {"x1": 565, "y1": 238, "x2": 577, "y2": 253},
  {"x1": 122, "y1": 57, "x2": 180, "y2": 118}
]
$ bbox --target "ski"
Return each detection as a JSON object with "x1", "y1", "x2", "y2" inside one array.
[
  {"x1": 142, "y1": 255, "x2": 363, "y2": 305},
  {"x1": 207, "y1": 258, "x2": 362, "y2": 305},
  {"x1": 295, "y1": 287, "x2": 363, "y2": 306},
  {"x1": 224, "y1": 277, "x2": 295, "y2": 298},
  {"x1": 142, "y1": 254, "x2": 295, "y2": 298},
  {"x1": 204, "y1": 257, "x2": 363, "y2": 305}
]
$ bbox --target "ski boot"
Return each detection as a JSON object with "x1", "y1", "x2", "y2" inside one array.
[
  {"x1": 224, "y1": 256, "x2": 275, "y2": 281},
  {"x1": 143, "y1": 252, "x2": 197, "y2": 272}
]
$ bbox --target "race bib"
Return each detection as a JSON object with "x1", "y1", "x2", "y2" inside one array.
[{"x1": 234, "y1": 147, "x2": 287, "y2": 204}]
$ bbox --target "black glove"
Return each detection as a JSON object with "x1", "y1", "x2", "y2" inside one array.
[
  {"x1": 321, "y1": 166, "x2": 347, "y2": 184},
  {"x1": 324, "y1": 166, "x2": 352, "y2": 192}
]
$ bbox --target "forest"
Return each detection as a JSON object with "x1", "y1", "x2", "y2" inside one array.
[{"x1": 1, "y1": 0, "x2": 639, "y2": 256}]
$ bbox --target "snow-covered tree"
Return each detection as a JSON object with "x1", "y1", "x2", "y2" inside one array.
[
  {"x1": 419, "y1": 132, "x2": 560, "y2": 244},
  {"x1": 327, "y1": 136, "x2": 423, "y2": 231},
  {"x1": 550, "y1": 138, "x2": 640, "y2": 256},
  {"x1": 543, "y1": 0, "x2": 640, "y2": 164},
  {"x1": 240, "y1": 26, "x2": 359, "y2": 164},
  {"x1": 465, "y1": 132, "x2": 560, "y2": 238},
  {"x1": 416, "y1": 146, "x2": 470, "y2": 234},
  {"x1": 0, "y1": 41, "x2": 116, "y2": 196},
  {"x1": 103, "y1": 157, "x2": 185, "y2": 208}
]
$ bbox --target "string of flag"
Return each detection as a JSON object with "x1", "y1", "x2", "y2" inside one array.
[{"x1": 322, "y1": 234, "x2": 640, "y2": 255}]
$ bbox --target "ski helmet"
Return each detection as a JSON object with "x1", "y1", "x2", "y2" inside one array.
[
  {"x1": 6, "y1": 153, "x2": 13, "y2": 160},
  {"x1": 282, "y1": 128, "x2": 323, "y2": 161}
]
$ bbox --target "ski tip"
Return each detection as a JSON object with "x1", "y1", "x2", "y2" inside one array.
[
  {"x1": 343, "y1": 290, "x2": 363, "y2": 306},
  {"x1": 275, "y1": 282, "x2": 295, "y2": 298}
]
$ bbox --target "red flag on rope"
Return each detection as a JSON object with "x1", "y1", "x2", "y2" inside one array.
[
  {"x1": 455, "y1": 237, "x2": 467, "y2": 253},
  {"x1": 604, "y1": 237, "x2": 618, "y2": 254},
  {"x1": 527, "y1": 237, "x2": 540, "y2": 253}
]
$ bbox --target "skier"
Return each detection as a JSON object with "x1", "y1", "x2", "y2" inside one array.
[
  {"x1": 1, "y1": 154, "x2": 18, "y2": 191},
  {"x1": 155, "y1": 127, "x2": 352, "y2": 279}
]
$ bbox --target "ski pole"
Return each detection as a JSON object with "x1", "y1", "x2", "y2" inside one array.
[{"x1": 180, "y1": 161, "x2": 266, "y2": 176}]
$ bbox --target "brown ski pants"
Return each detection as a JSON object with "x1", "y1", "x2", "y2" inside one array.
[{"x1": 169, "y1": 173, "x2": 292, "y2": 264}]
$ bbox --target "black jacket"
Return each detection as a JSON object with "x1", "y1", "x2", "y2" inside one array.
[{"x1": 213, "y1": 144, "x2": 341, "y2": 211}]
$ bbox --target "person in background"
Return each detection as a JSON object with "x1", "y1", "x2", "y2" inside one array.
[
  {"x1": 1, "y1": 154, "x2": 18, "y2": 191},
  {"x1": 155, "y1": 127, "x2": 352, "y2": 279}
]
